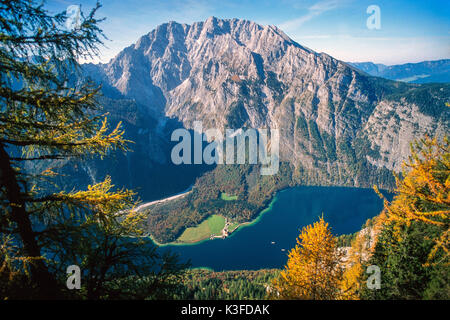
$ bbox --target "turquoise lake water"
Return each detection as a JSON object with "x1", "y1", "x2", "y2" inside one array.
[{"x1": 162, "y1": 186, "x2": 390, "y2": 271}]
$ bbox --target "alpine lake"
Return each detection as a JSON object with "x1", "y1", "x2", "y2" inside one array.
[{"x1": 159, "y1": 186, "x2": 391, "y2": 271}]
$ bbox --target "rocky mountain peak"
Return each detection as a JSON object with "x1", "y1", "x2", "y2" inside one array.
[{"x1": 86, "y1": 17, "x2": 448, "y2": 182}]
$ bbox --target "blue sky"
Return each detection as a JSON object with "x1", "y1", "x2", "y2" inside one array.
[{"x1": 47, "y1": 0, "x2": 450, "y2": 65}]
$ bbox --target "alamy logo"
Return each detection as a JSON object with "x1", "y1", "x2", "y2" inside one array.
[
  {"x1": 366, "y1": 265, "x2": 381, "y2": 290},
  {"x1": 65, "y1": 5, "x2": 81, "y2": 30},
  {"x1": 66, "y1": 265, "x2": 81, "y2": 290},
  {"x1": 171, "y1": 121, "x2": 280, "y2": 175},
  {"x1": 366, "y1": 5, "x2": 381, "y2": 30}
]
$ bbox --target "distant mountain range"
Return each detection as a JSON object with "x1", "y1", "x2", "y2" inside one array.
[{"x1": 348, "y1": 60, "x2": 450, "y2": 84}]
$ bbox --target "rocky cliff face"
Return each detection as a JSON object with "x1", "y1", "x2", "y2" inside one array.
[{"x1": 85, "y1": 17, "x2": 449, "y2": 188}]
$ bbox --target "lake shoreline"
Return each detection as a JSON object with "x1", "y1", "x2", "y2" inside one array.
[
  {"x1": 162, "y1": 185, "x2": 389, "y2": 271},
  {"x1": 150, "y1": 184, "x2": 390, "y2": 247},
  {"x1": 152, "y1": 192, "x2": 282, "y2": 247}
]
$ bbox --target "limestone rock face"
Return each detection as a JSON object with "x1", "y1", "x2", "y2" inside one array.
[{"x1": 86, "y1": 17, "x2": 449, "y2": 185}]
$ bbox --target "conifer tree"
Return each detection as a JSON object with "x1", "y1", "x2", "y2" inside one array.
[
  {"x1": 361, "y1": 136, "x2": 450, "y2": 299},
  {"x1": 0, "y1": 0, "x2": 186, "y2": 299},
  {"x1": 272, "y1": 217, "x2": 344, "y2": 299},
  {"x1": 374, "y1": 136, "x2": 449, "y2": 265}
]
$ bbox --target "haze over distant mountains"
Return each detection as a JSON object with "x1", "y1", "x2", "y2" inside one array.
[
  {"x1": 68, "y1": 17, "x2": 450, "y2": 202},
  {"x1": 348, "y1": 60, "x2": 450, "y2": 84}
]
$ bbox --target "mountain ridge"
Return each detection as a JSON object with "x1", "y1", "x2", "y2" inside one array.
[
  {"x1": 80, "y1": 16, "x2": 449, "y2": 181},
  {"x1": 71, "y1": 17, "x2": 449, "y2": 242},
  {"x1": 348, "y1": 59, "x2": 450, "y2": 84}
]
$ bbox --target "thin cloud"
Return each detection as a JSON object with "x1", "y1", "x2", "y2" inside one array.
[
  {"x1": 296, "y1": 35, "x2": 332, "y2": 39},
  {"x1": 279, "y1": 0, "x2": 349, "y2": 32},
  {"x1": 310, "y1": 0, "x2": 342, "y2": 11},
  {"x1": 290, "y1": 34, "x2": 450, "y2": 65}
]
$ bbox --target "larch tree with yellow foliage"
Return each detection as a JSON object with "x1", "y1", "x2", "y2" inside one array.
[
  {"x1": 340, "y1": 212, "x2": 388, "y2": 300},
  {"x1": 340, "y1": 236, "x2": 365, "y2": 300},
  {"x1": 271, "y1": 217, "x2": 344, "y2": 299},
  {"x1": 374, "y1": 135, "x2": 449, "y2": 265},
  {"x1": 359, "y1": 135, "x2": 449, "y2": 299},
  {"x1": 0, "y1": 0, "x2": 186, "y2": 299}
]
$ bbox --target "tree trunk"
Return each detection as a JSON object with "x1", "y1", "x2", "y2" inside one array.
[{"x1": 0, "y1": 143, "x2": 59, "y2": 298}]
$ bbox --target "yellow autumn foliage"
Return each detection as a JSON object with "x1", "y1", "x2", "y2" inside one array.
[
  {"x1": 339, "y1": 213, "x2": 384, "y2": 300},
  {"x1": 375, "y1": 136, "x2": 449, "y2": 265},
  {"x1": 272, "y1": 217, "x2": 344, "y2": 299}
]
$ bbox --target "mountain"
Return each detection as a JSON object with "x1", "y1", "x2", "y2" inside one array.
[
  {"x1": 71, "y1": 17, "x2": 449, "y2": 242},
  {"x1": 348, "y1": 60, "x2": 450, "y2": 84},
  {"x1": 87, "y1": 17, "x2": 448, "y2": 176}
]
